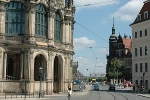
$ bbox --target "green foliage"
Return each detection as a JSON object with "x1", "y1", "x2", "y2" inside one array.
[{"x1": 109, "y1": 57, "x2": 123, "y2": 79}]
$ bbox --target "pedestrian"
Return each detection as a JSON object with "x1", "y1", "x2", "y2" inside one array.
[
  {"x1": 84, "y1": 85, "x2": 86, "y2": 91},
  {"x1": 141, "y1": 85, "x2": 144, "y2": 94},
  {"x1": 137, "y1": 84, "x2": 140, "y2": 94},
  {"x1": 67, "y1": 86, "x2": 72, "y2": 98},
  {"x1": 133, "y1": 85, "x2": 135, "y2": 93}
]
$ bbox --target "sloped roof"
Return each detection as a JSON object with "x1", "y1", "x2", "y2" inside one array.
[
  {"x1": 122, "y1": 38, "x2": 132, "y2": 50},
  {"x1": 130, "y1": 1, "x2": 150, "y2": 25}
]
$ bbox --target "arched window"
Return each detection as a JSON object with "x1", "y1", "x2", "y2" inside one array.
[
  {"x1": 54, "y1": 11, "x2": 62, "y2": 42},
  {"x1": 35, "y1": 4, "x2": 47, "y2": 37},
  {"x1": 5, "y1": 2, "x2": 25, "y2": 34}
]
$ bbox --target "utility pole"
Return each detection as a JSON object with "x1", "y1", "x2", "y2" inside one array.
[{"x1": 117, "y1": 70, "x2": 118, "y2": 85}]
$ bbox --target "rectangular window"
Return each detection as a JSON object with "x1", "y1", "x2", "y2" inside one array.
[
  {"x1": 136, "y1": 80, "x2": 138, "y2": 85},
  {"x1": 145, "y1": 46, "x2": 148, "y2": 55},
  {"x1": 145, "y1": 80, "x2": 148, "y2": 90},
  {"x1": 135, "y1": 48, "x2": 138, "y2": 57},
  {"x1": 135, "y1": 64, "x2": 138, "y2": 72},
  {"x1": 140, "y1": 63, "x2": 142, "y2": 72},
  {"x1": 137, "y1": 14, "x2": 141, "y2": 21},
  {"x1": 140, "y1": 47, "x2": 142, "y2": 56},
  {"x1": 144, "y1": 11, "x2": 148, "y2": 19},
  {"x1": 145, "y1": 29, "x2": 147, "y2": 36},
  {"x1": 126, "y1": 59, "x2": 131, "y2": 66},
  {"x1": 135, "y1": 32, "x2": 137, "y2": 38},
  {"x1": 140, "y1": 31, "x2": 142, "y2": 37},
  {"x1": 145, "y1": 63, "x2": 148, "y2": 72}
]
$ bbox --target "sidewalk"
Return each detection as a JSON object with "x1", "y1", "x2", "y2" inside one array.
[
  {"x1": 0, "y1": 89, "x2": 89, "y2": 100},
  {"x1": 118, "y1": 86, "x2": 150, "y2": 98}
]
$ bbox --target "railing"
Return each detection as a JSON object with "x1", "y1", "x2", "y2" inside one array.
[{"x1": 3, "y1": 91, "x2": 45, "y2": 99}]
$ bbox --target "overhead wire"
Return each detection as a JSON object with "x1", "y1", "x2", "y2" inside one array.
[
  {"x1": 75, "y1": 0, "x2": 119, "y2": 8},
  {"x1": 11, "y1": 12, "x2": 106, "y2": 60},
  {"x1": 4, "y1": 1, "x2": 112, "y2": 63}
]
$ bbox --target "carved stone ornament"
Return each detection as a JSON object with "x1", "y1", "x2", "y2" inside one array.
[
  {"x1": 0, "y1": 2, "x2": 6, "y2": 12},
  {"x1": 24, "y1": 2, "x2": 36, "y2": 14}
]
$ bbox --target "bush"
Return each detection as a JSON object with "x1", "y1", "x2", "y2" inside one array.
[{"x1": 148, "y1": 89, "x2": 150, "y2": 94}]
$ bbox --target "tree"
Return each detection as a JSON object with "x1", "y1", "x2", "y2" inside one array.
[{"x1": 109, "y1": 57, "x2": 124, "y2": 79}]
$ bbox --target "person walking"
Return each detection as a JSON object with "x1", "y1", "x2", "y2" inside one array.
[
  {"x1": 67, "y1": 85, "x2": 72, "y2": 99},
  {"x1": 141, "y1": 85, "x2": 144, "y2": 94},
  {"x1": 133, "y1": 85, "x2": 135, "y2": 93},
  {"x1": 137, "y1": 84, "x2": 140, "y2": 94}
]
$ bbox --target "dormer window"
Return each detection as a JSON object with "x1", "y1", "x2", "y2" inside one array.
[
  {"x1": 144, "y1": 11, "x2": 148, "y2": 19},
  {"x1": 137, "y1": 14, "x2": 141, "y2": 21}
]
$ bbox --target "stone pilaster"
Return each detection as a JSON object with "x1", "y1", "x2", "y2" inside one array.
[
  {"x1": 3, "y1": 52, "x2": 7, "y2": 79},
  {"x1": 0, "y1": 2, "x2": 6, "y2": 35},
  {"x1": 20, "y1": 52, "x2": 25, "y2": 80},
  {"x1": 24, "y1": 2, "x2": 36, "y2": 44},
  {"x1": 48, "y1": 9, "x2": 55, "y2": 46},
  {"x1": 0, "y1": 50, "x2": 3, "y2": 79},
  {"x1": 27, "y1": 51, "x2": 34, "y2": 81},
  {"x1": 46, "y1": 53, "x2": 54, "y2": 94}
]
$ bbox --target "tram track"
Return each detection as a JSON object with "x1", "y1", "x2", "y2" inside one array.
[
  {"x1": 82, "y1": 90, "x2": 101, "y2": 100},
  {"x1": 107, "y1": 91, "x2": 129, "y2": 100}
]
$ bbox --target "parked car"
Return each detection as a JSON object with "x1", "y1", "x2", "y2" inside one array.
[
  {"x1": 109, "y1": 85, "x2": 115, "y2": 91},
  {"x1": 94, "y1": 84, "x2": 99, "y2": 90}
]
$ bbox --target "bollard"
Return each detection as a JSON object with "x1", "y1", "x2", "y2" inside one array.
[
  {"x1": 16, "y1": 92, "x2": 17, "y2": 98},
  {"x1": 5, "y1": 92, "x2": 6, "y2": 99},
  {"x1": 11, "y1": 91, "x2": 12, "y2": 99},
  {"x1": 21, "y1": 91, "x2": 22, "y2": 98},
  {"x1": 25, "y1": 92, "x2": 26, "y2": 98},
  {"x1": 33, "y1": 92, "x2": 34, "y2": 97}
]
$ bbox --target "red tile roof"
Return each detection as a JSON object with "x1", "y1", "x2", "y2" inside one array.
[
  {"x1": 131, "y1": 1, "x2": 150, "y2": 25},
  {"x1": 122, "y1": 38, "x2": 132, "y2": 50}
]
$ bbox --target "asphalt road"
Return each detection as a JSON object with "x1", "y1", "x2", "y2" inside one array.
[{"x1": 47, "y1": 85, "x2": 150, "y2": 100}]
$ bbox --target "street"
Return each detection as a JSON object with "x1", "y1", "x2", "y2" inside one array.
[{"x1": 47, "y1": 85, "x2": 150, "y2": 100}]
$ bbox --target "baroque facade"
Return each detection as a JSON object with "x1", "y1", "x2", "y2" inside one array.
[
  {"x1": 130, "y1": 0, "x2": 150, "y2": 92},
  {"x1": 0, "y1": 0, "x2": 75, "y2": 94},
  {"x1": 106, "y1": 20, "x2": 132, "y2": 82}
]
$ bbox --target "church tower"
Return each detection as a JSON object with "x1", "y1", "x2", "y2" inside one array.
[{"x1": 109, "y1": 18, "x2": 117, "y2": 57}]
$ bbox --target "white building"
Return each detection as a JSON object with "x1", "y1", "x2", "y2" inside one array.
[
  {"x1": 0, "y1": 0, "x2": 75, "y2": 94},
  {"x1": 130, "y1": 0, "x2": 150, "y2": 92}
]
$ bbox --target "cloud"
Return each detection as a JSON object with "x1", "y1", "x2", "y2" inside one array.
[
  {"x1": 73, "y1": 56, "x2": 106, "y2": 76},
  {"x1": 74, "y1": 0, "x2": 119, "y2": 9},
  {"x1": 73, "y1": 37, "x2": 96, "y2": 50},
  {"x1": 110, "y1": 0, "x2": 145, "y2": 21}
]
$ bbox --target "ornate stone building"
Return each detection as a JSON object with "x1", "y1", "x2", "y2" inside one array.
[{"x1": 0, "y1": 0, "x2": 75, "y2": 94}]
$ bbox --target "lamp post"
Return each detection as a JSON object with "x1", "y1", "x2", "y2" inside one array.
[
  {"x1": 140, "y1": 77, "x2": 142, "y2": 88},
  {"x1": 143, "y1": 72, "x2": 145, "y2": 85},
  {"x1": 39, "y1": 67, "x2": 43, "y2": 98}
]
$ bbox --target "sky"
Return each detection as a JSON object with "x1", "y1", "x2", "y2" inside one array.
[{"x1": 72, "y1": 0, "x2": 145, "y2": 76}]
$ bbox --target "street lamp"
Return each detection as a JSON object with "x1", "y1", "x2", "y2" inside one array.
[
  {"x1": 39, "y1": 67, "x2": 43, "y2": 98},
  {"x1": 143, "y1": 72, "x2": 145, "y2": 86}
]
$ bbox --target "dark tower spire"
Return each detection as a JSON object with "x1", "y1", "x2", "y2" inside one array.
[{"x1": 112, "y1": 17, "x2": 115, "y2": 34}]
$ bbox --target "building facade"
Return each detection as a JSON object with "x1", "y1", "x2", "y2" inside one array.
[
  {"x1": 72, "y1": 61, "x2": 78, "y2": 80},
  {"x1": 106, "y1": 20, "x2": 132, "y2": 82},
  {"x1": 0, "y1": 0, "x2": 75, "y2": 94},
  {"x1": 130, "y1": 0, "x2": 150, "y2": 92}
]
